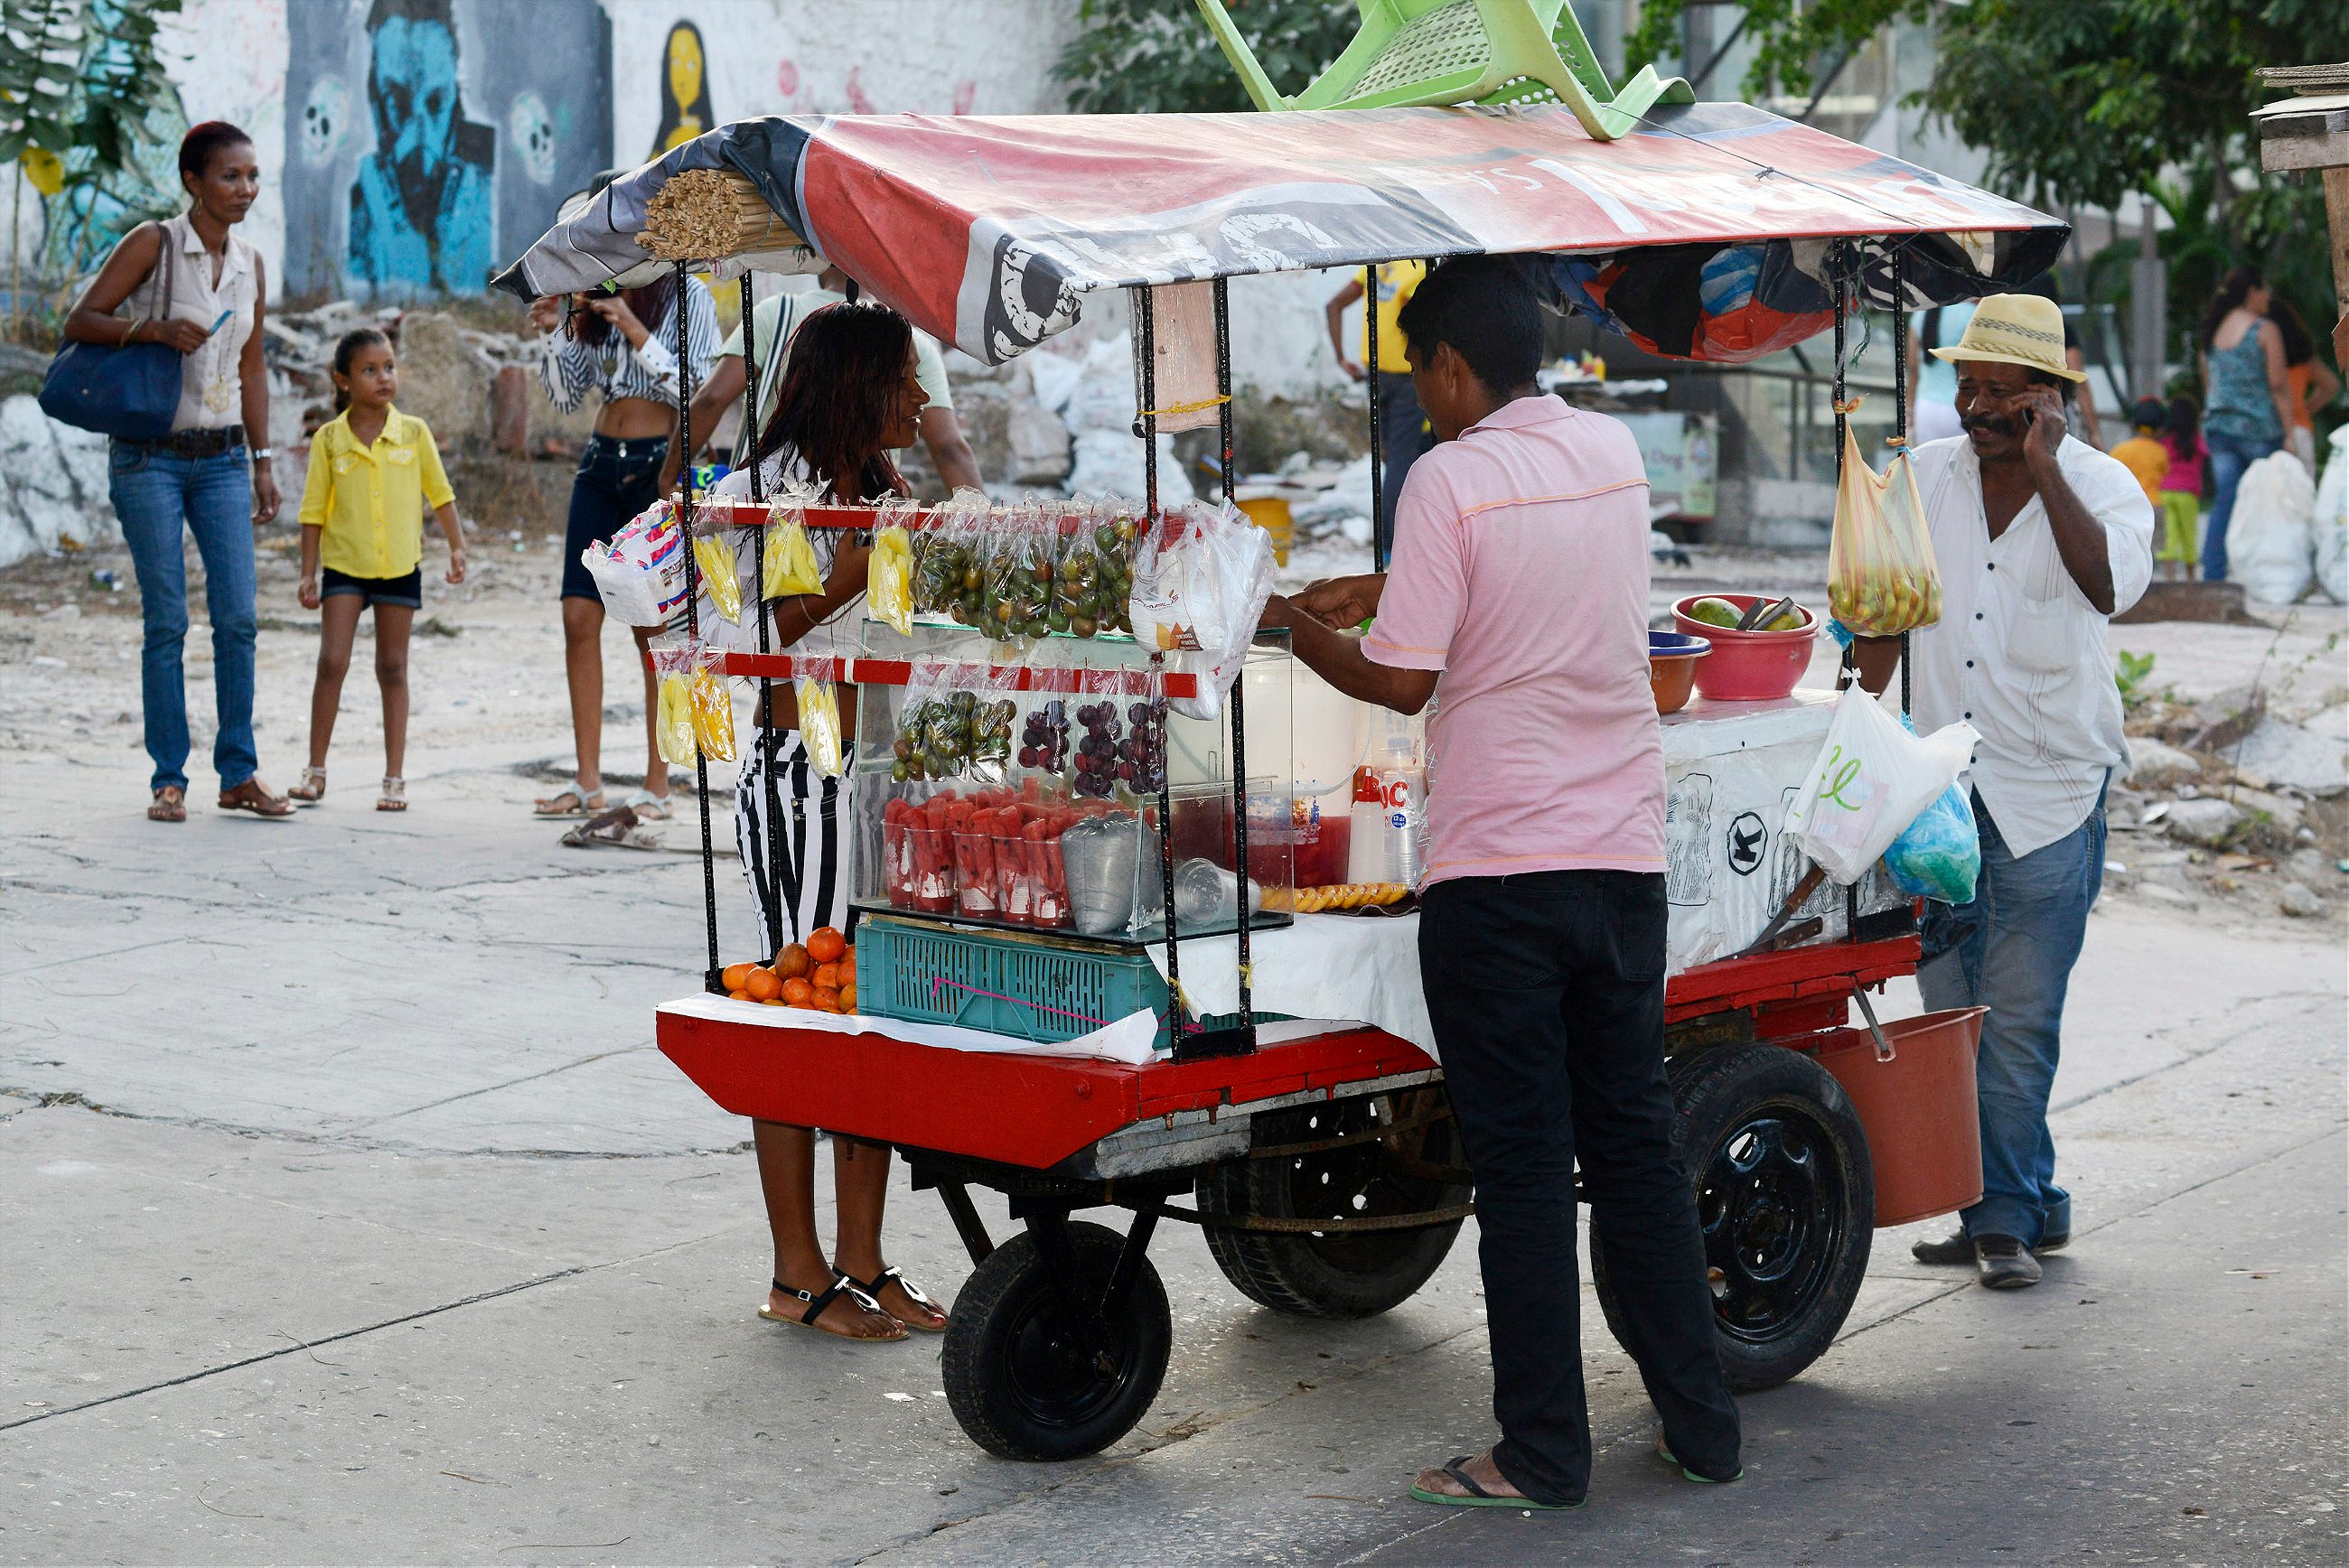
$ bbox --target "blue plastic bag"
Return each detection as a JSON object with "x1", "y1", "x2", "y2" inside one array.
[{"x1": 1885, "y1": 778, "x2": 1979, "y2": 903}]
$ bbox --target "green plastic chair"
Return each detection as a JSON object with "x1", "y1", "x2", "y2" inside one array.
[{"x1": 1193, "y1": 0, "x2": 1691, "y2": 141}]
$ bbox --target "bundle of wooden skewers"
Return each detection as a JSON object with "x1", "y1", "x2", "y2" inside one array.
[{"x1": 636, "y1": 168, "x2": 802, "y2": 261}]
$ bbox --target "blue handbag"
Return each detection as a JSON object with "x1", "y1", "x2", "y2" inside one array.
[{"x1": 38, "y1": 222, "x2": 182, "y2": 441}]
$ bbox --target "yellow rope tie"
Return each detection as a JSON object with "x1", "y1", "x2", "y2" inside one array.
[
  {"x1": 1831, "y1": 396, "x2": 1865, "y2": 416},
  {"x1": 1238, "y1": 963, "x2": 1255, "y2": 990},
  {"x1": 1137, "y1": 393, "x2": 1232, "y2": 419},
  {"x1": 1883, "y1": 434, "x2": 1908, "y2": 449}
]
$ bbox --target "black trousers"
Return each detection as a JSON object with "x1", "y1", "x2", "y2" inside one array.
[{"x1": 1420, "y1": 870, "x2": 1740, "y2": 1504}]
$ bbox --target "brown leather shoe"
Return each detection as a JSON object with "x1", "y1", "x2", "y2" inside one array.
[
  {"x1": 218, "y1": 778, "x2": 295, "y2": 817},
  {"x1": 147, "y1": 786, "x2": 187, "y2": 822}
]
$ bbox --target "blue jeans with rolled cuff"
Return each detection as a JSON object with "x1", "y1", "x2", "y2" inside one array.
[
  {"x1": 1918, "y1": 780, "x2": 2108, "y2": 1247},
  {"x1": 2201, "y1": 430, "x2": 2280, "y2": 584},
  {"x1": 108, "y1": 440, "x2": 258, "y2": 794}
]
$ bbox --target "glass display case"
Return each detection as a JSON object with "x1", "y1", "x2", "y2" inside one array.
[{"x1": 847, "y1": 633, "x2": 1295, "y2": 947}]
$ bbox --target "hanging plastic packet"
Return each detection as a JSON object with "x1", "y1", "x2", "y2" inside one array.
[
  {"x1": 798, "y1": 670, "x2": 846, "y2": 779},
  {"x1": 689, "y1": 646, "x2": 736, "y2": 761},
  {"x1": 652, "y1": 639, "x2": 699, "y2": 766},
  {"x1": 1129, "y1": 499, "x2": 1274, "y2": 721},
  {"x1": 692, "y1": 513, "x2": 744, "y2": 626},
  {"x1": 1098, "y1": 495, "x2": 1141, "y2": 638},
  {"x1": 762, "y1": 479, "x2": 824, "y2": 600},
  {"x1": 867, "y1": 495, "x2": 916, "y2": 637},
  {"x1": 980, "y1": 499, "x2": 1051, "y2": 645},
  {"x1": 913, "y1": 488, "x2": 982, "y2": 624},
  {"x1": 583, "y1": 499, "x2": 688, "y2": 627},
  {"x1": 1827, "y1": 422, "x2": 1942, "y2": 636},
  {"x1": 893, "y1": 660, "x2": 967, "y2": 783},
  {"x1": 964, "y1": 663, "x2": 1019, "y2": 789}
]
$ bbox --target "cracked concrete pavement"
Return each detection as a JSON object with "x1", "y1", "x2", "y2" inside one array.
[{"x1": 3, "y1": 535, "x2": 2346, "y2": 1563}]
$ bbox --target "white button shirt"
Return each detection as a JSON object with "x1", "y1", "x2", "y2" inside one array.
[{"x1": 1906, "y1": 433, "x2": 2155, "y2": 857}]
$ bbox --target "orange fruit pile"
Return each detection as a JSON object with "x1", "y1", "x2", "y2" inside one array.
[{"x1": 721, "y1": 927, "x2": 856, "y2": 1014}]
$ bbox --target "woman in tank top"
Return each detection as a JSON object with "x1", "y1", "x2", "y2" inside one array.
[
  {"x1": 63, "y1": 123, "x2": 288, "y2": 822},
  {"x1": 2195, "y1": 265, "x2": 2291, "y2": 583}
]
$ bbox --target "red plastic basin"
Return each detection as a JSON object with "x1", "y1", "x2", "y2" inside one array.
[{"x1": 1671, "y1": 593, "x2": 1818, "y2": 702}]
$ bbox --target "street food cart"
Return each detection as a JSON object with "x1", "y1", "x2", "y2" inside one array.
[{"x1": 498, "y1": 96, "x2": 2065, "y2": 1461}]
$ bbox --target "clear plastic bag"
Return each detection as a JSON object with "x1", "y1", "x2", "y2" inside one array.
[
  {"x1": 1827, "y1": 425, "x2": 1942, "y2": 635},
  {"x1": 1046, "y1": 496, "x2": 1136, "y2": 640},
  {"x1": 651, "y1": 639, "x2": 699, "y2": 766},
  {"x1": 867, "y1": 496, "x2": 916, "y2": 636},
  {"x1": 917, "y1": 490, "x2": 987, "y2": 628},
  {"x1": 1885, "y1": 778, "x2": 1979, "y2": 904},
  {"x1": 1128, "y1": 499, "x2": 1275, "y2": 721},
  {"x1": 762, "y1": 495, "x2": 824, "y2": 600},
  {"x1": 693, "y1": 524, "x2": 744, "y2": 626},
  {"x1": 982, "y1": 500, "x2": 1055, "y2": 643},
  {"x1": 797, "y1": 671, "x2": 845, "y2": 779},
  {"x1": 689, "y1": 646, "x2": 736, "y2": 761}
]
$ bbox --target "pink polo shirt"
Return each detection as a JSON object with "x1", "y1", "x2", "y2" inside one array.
[{"x1": 1362, "y1": 396, "x2": 1663, "y2": 886}]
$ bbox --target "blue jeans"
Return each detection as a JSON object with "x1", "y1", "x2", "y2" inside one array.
[
  {"x1": 2202, "y1": 430, "x2": 2280, "y2": 583},
  {"x1": 109, "y1": 442, "x2": 258, "y2": 793},
  {"x1": 1918, "y1": 782, "x2": 2108, "y2": 1246}
]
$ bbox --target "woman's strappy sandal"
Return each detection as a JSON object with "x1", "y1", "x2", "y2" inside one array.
[
  {"x1": 377, "y1": 776, "x2": 407, "y2": 812},
  {"x1": 836, "y1": 1264, "x2": 949, "y2": 1332},
  {"x1": 287, "y1": 767, "x2": 326, "y2": 805},
  {"x1": 757, "y1": 1274, "x2": 906, "y2": 1341}
]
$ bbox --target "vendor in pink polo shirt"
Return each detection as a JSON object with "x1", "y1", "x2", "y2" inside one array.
[{"x1": 1259, "y1": 255, "x2": 1739, "y2": 1513}]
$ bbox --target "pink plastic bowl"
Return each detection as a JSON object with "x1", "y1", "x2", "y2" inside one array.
[{"x1": 1671, "y1": 594, "x2": 1818, "y2": 702}]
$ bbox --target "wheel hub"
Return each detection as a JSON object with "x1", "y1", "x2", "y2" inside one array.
[{"x1": 1696, "y1": 1104, "x2": 1848, "y2": 1343}]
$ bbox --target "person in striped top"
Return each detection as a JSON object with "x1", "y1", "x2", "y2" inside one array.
[{"x1": 526, "y1": 266, "x2": 719, "y2": 820}]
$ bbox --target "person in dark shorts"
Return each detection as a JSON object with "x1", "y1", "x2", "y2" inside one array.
[
  {"x1": 291, "y1": 327, "x2": 466, "y2": 812},
  {"x1": 526, "y1": 200, "x2": 718, "y2": 819}
]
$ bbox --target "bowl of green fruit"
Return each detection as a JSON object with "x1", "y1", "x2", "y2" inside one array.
[{"x1": 1672, "y1": 593, "x2": 1817, "y2": 702}]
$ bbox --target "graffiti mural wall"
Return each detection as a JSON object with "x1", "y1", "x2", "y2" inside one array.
[{"x1": 284, "y1": 0, "x2": 611, "y2": 301}]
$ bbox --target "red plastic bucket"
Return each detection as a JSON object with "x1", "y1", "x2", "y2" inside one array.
[
  {"x1": 1806, "y1": 1006, "x2": 1987, "y2": 1227},
  {"x1": 1671, "y1": 593, "x2": 1818, "y2": 702}
]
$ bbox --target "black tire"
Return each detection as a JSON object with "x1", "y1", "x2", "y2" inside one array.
[
  {"x1": 941, "y1": 1219, "x2": 1171, "y2": 1461},
  {"x1": 1198, "y1": 1087, "x2": 1469, "y2": 1319},
  {"x1": 1593, "y1": 1044, "x2": 1874, "y2": 1392}
]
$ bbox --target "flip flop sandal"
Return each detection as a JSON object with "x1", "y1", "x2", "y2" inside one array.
[
  {"x1": 533, "y1": 788, "x2": 604, "y2": 817},
  {"x1": 1654, "y1": 1431, "x2": 1744, "y2": 1484},
  {"x1": 377, "y1": 776, "x2": 407, "y2": 812},
  {"x1": 757, "y1": 1275, "x2": 906, "y2": 1341},
  {"x1": 560, "y1": 806, "x2": 664, "y2": 851},
  {"x1": 147, "y1": 787, "x2": 187, "y2": 823},
  {"x1": 622, "y1": 787, "x2": 672, "y2": 821},
  {"x1": 288, "y1": 767, "x2": 326, "y2": 804},
  {"x1": 218, "y1": 779, "x2": 295, "y2": 817},
  {"x1": 1408, "y1": 1456, "x2": 1580, "y2": 1511},
  {"x1": 837, "y1": 1265, "x2": 948, "y2": 1332}
]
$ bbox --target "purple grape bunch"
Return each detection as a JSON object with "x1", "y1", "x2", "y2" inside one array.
[
  {"x1": 1017, "y1": 699, "x2": 1071, "y2": 775},
  {"x1": 1069, "y1": 697, "x2": 1166, "y2": 798}
]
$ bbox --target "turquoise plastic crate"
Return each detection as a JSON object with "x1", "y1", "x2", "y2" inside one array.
[{"x1": 856, "y1": 915, "x2": 1268, "y2": 1053}]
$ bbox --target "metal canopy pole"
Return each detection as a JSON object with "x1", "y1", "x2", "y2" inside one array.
[
  {"x1": 738, "y1": 273, "x2": 784, "y2": 958},
  {"x1": 1889, "y1": 243, "x2": 1913, "y2": 720},
  {"x1": 1135, "y1": 285, "x2": 1185, "y2": 1043},
  {"x1": 1177, "y1": 276, "x2": 1256, "y2": 1062},
  {"x1": 678, "y1": 262, "x2": 721, "y2": 992}
]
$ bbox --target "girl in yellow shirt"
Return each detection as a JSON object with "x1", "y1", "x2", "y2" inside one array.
[{"x1": 289, "y1": 328, "x2": 466, "y2": 811}]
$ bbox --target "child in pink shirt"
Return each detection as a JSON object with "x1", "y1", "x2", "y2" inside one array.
[{"x1": 2157, "y1": 395, "x2": 2208, "y2": 579}]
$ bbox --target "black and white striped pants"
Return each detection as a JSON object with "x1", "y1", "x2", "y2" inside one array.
[{"x1": 736, "y1": 732, "x2": 856, "y2": 949}]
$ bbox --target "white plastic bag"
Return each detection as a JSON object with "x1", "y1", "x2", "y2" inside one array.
[
  {"x1": 2227, "y1": 450, "x2": 2316, "y2": 606},
  {"x1": 581, "y1": 499, "x2": 686, "y2": 628},
  {"x1": 1784, "y1": 683, "x2": 1979, "y2": 886},
  {"x1": 1128, "y1": 499, "x2": 1274, "y2": 721},
  {"x1": 2312, "y1": 426, "x2": 2348, "y2": 605}
]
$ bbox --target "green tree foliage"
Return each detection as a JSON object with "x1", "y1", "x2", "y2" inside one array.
[
  {"x1": 0, "y1": 0, "x2": 83, "y2": 163},
  {"x1": 1055, "y1": 0, "x2": 1366, "y2": 114}
]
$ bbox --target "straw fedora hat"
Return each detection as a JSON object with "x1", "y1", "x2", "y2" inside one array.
[{"x1": 1930, "y1": 293, "x2": 2086, "y2": 382}]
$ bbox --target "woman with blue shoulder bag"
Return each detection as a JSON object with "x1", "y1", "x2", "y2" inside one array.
[{"x1": 57, "y1": 122, "x2": 289, "y2": 822}]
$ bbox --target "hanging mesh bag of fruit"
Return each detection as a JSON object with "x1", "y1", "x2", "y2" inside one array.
[{"x1": 1826, "y1": 425, "x2": 1943, "y2": 636}]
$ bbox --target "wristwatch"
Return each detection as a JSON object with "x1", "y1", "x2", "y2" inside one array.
[{"x1": 250, "y1": 448, "x2": 275, "y2": 462}]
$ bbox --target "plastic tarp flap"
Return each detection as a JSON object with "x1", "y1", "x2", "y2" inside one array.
[
  {"x1": 1661, "y1": 690, "x2": 1905, "y2": 968},
  {"x1": 495, "y1": 102, "x2": 2067, "y2": 366}
]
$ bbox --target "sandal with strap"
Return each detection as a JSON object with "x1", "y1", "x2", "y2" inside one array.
[
  {"x1": 288, "y1": 767, "x2": 326, "y2": 805},
  {"x1": 533, "y1": 787, "x2": 605, "y2": 817},
  {"x1": 756, "y1": 1274, "x2": 906, "y2": 1341},
  {"x1": 147, "y1": 786, "x2": 187, "y2": 823},
  {"x1": 1408, "y1": 1453, "x2": 1581, "y2": 1511},
  {"x1": 835, "y1": 1264, "x2": 948, "y2": 1332},
  {"x1": 377, "y1": 775, "x2": 407, "y2": 812}
]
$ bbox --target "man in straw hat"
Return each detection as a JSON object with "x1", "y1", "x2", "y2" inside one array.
[{"x1": 1854, "y1": 293, "x2": 2153, "y2": 1290}]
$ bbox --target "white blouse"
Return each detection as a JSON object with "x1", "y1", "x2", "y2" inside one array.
[{"x1": 111, "y1": 214, "x2": 259, "y2": 433}]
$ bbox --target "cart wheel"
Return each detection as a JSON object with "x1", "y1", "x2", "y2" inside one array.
[
  {"x1": 1198, "y1": 1087, "x2": 1469, "y2": 1319},
  {"x1": 941, "y1": 1218, "x2": 1170, "y2": 1461},
  {"x1": 1593, "y1": 1044, "x2": 1874, "y2": 1392}
]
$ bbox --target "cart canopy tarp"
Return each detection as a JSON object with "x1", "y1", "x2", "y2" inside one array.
[{"x1": 494, "y1": 101, "x2": 2066, "y2": 367}]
